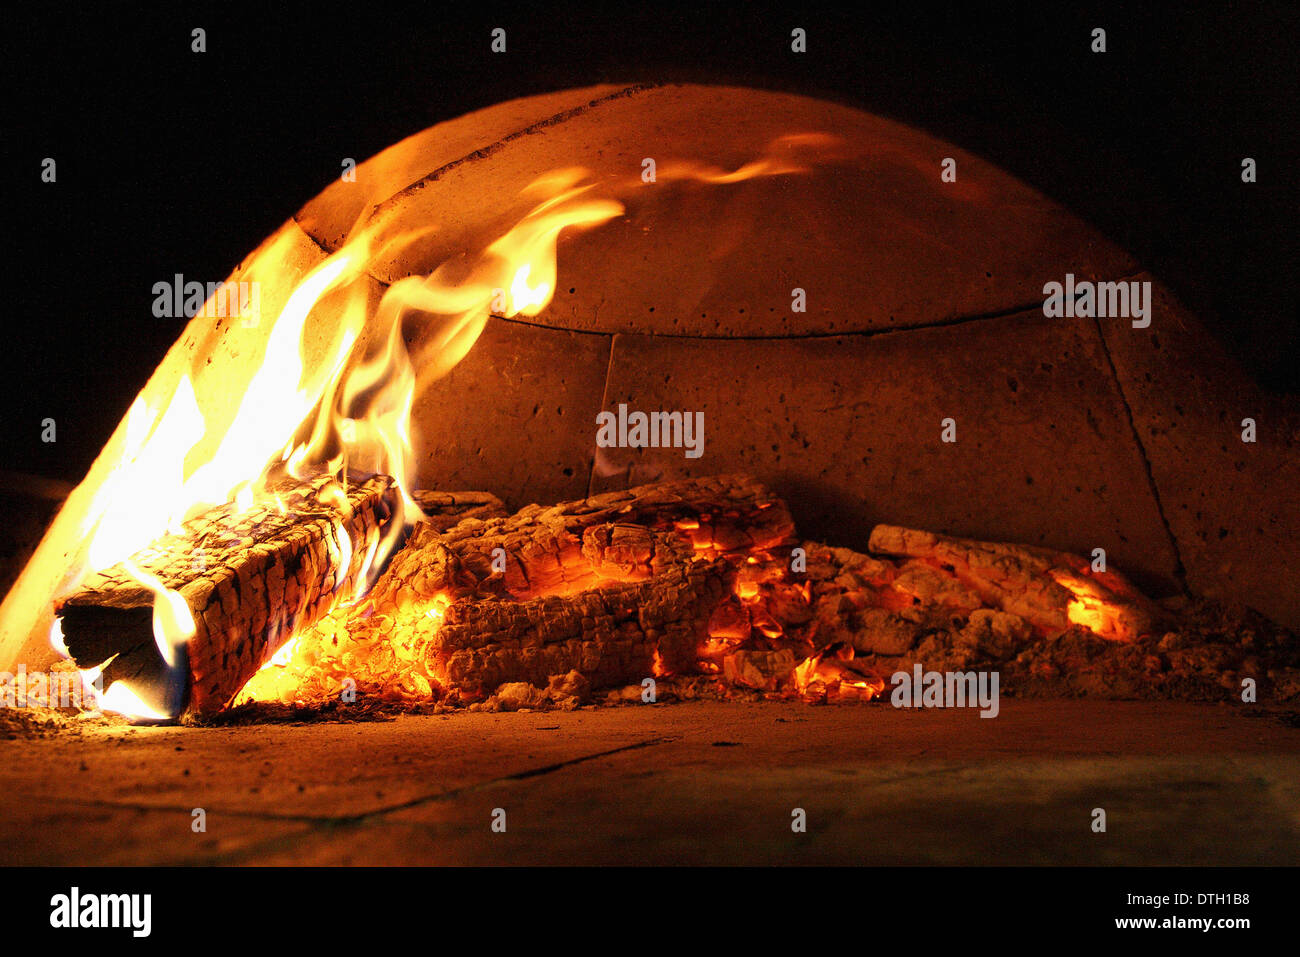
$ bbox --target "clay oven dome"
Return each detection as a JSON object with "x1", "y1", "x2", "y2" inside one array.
[{"x1": 3, "y1": 83, "x2": 1296, "y2": 675}]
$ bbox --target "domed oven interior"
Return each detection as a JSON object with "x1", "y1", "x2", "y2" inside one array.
[{"x1": 2, "y1": 84, "x2": 1297, "y2": 866}]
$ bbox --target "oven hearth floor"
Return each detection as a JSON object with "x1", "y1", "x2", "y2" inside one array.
[{"x1": 3, "y1": 700, "x2": 1297, "y2": 865}]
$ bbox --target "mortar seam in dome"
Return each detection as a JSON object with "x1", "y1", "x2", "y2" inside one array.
[
  {"x1": 293, "y1": 83, "x2": 663, "y2": 255},
  {"x1": 250, "y1": 251, "x2": 1114, "y2": 342},
  {"x1": 485, "y1": 273, "x2": 1146, "y2": 341},
  {"x1": 1089, "y1": 312, "x2": 1189, "y2": 591},
  {"x1": 588, "y1": 334, "x2": 619, "y2": 497}
]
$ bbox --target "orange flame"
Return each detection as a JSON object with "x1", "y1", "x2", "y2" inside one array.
[{"x1": 56, "y1": 132, "x2": 843, "y2": 716}]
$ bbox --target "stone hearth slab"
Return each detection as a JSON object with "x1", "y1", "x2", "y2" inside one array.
[{"x1": 1, "y1": 701, "x2": 1296, "y2": 865}]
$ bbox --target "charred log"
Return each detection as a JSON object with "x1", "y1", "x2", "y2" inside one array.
[
  {"x1": 251, "y1": 474, "x2": 795, "y2": 703},
  {"x1": 866, "y1": 524, "x2": 1162, "y2": 642},
  {"x1": 56, "y1": 472, "x2": 399, "y2": 714},
  {"x1": 412, "y1": 490, "x2": 508, "y2": 531}
]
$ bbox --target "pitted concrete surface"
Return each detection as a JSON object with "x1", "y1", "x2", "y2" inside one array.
[
  {"x1": 349, "y1": 84, "x2": 1136, "y2": 334},
  {"x1": 411, "y1": 318, "x2": 611, "y2": 507},
  {"x1": 590, "y1": 310, "x2": 1181, "y2": 594},
  {"x1": 1097, "y1": 276, "x2": 1300, "y2": 628}
]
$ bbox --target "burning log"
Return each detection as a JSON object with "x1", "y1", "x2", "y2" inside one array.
[
  {"x1": 429, "y1": 526, "x2": 731, "y2": 697},
  {"x1": 866, "y1": 525, "x2": 1161, "y2": 642},
  {"x1": 249, "y1": 474, "x2": 795, "y2": 704},
  {"x1": 56, "y1": 472, "x2": 400, "y2": 714},
  {"x1": 422, "y1": 472, "x2": 795, "y2": 598},
  {"x1": 411, "y1": 490, "x2": 508, "y2": 531}
]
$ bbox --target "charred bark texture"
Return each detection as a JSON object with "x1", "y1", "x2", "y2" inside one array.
[
  {"x1": 412, "y1": 490, "x2": 508, "y2": 531},
  {"x1": 57, "y1": 472, "x2": 399, "y2": 713},
  {"x1": 866, "y1": 525, "x2": 1161, "y2": 642},
  {"x1": 285, "y1": 474, "x2": 795, "y2": 700}
]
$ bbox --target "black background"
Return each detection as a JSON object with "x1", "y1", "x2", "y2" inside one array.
[
  {"x1": 7, "y1": 0, "x2": 1297, "y2": 484},
  {"x1": 5, "y1": 865, "x2": 1279, "y2": 943}
]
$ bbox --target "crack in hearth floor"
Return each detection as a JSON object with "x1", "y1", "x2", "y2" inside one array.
[{"x1": 43, "y1": 736, "x2": 672, "y2": 865}]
